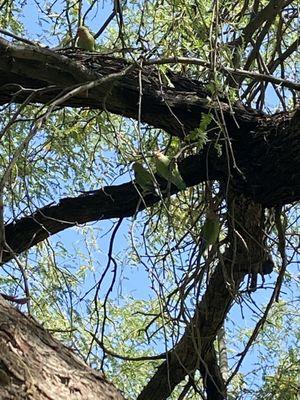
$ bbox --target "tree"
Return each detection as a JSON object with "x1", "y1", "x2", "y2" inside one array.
[{"x1": 0, "y1": 0, "x2": 299, "y2": 399}]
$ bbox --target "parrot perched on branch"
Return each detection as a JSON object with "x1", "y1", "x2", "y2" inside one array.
[
  {"x1": 199, "y1": 209, "x2": 220, "y2": 253},
  {"x1": 132, "y1": 162, "x2": 155, "y2": 195},
  {"x1": 76, "y1": 26, "x2": 95, "y2": 51},
  {"x1": 154, "y1": 151, "x2": 186, "y2": 190}
]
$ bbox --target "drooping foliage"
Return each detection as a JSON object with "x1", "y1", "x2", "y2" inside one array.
[{"x1": 0, "y1": 1, "x2": 299, "y2": 399}]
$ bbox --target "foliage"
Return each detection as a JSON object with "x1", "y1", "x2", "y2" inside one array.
[{"x1": 0, "y1": 0, "x2": 299, "y2": 399}]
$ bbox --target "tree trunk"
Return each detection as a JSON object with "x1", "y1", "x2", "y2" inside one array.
[{"x1": 0, "y1": 296, "x2": 125, "y2": 400}]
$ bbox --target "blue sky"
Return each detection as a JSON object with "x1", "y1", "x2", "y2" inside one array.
[{"x1": 19, "y1": 0, "x2": 112, "y2": 45}]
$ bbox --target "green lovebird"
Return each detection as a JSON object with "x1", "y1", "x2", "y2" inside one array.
[
  {"x1": 199, "y1": 209, "x2": 220, "y2": 252},
  {"x1": 76, "y1": 26, "x2": 95, "y2": 51},
  {"x1": 154, "y1": 151, "x2": 186, "y2": 190},
  {"x1": 132, "y1": 162, "x2": 155, "y2": 195}
]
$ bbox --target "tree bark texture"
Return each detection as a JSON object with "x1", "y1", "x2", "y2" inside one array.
[{"x1": 0, "y1": 296, "x2": 125, "y2": 400}]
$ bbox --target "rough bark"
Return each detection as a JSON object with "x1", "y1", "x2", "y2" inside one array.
[{"x1": 0, "y1": 296, "x2": 125, "y2": 400}]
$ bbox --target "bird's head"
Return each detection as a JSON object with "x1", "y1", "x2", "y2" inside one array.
[
  {"x1": 132, "y1": 162, "x2": 139, "y2": 171},
  {"x1": 154, "y1": 150, "x2": 163, "y2": 159},
  {"x1": 77, "y1": 26, "x2": 89, "y2": 37},
  {"x1": 206, "y1": 208, "x2": 217, "y2": 219}
]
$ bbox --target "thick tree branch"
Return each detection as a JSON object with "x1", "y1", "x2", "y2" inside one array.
[
  {"x1": 2, "y1": 152, "x2": 222, "y2": 265},
  {"x1": 0, "y1": 37, "x2": 258, "y2": 137},
  {"x1": 0, "y1": 296, "x2": 125, "y2": 399}
]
